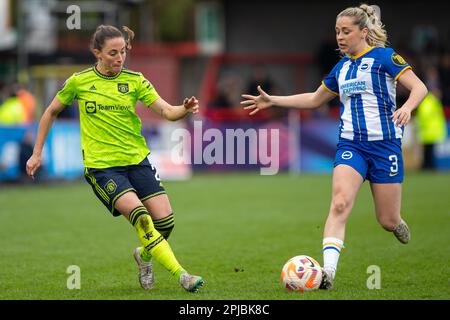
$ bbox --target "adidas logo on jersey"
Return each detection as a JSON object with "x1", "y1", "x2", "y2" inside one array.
[{"x1": 89, "y1": 85, "x2": 97, "y2": 90}]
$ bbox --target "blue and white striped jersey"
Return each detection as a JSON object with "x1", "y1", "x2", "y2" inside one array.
[{"x1": 322, "y1": 46, "x2": 411, "y2": 141}]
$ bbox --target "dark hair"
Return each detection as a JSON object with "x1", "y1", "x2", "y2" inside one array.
[{"x1": 90, "y1": 25, "x2": 135, "y2": 52}]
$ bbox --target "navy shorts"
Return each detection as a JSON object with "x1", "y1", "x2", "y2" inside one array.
[
  {"x1": 334, "y1": 138, "x2": 404, "y2": 183},
  {"x1": 84, "y1": 157, "x2": 166, "y2": 216}
]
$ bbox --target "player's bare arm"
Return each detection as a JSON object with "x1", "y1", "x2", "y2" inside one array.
[
  {"x1": 391, "y1": 69, "x2": 428, "y2": 127},
  {"x1": 241, "y1": 85, "x2": 335, "y2": 115},
  {"x1": 26, "y1": 97, "x2": 65, "y2": 178},
  {"x1": 150, "y1": 96, "x2": 199, "y2": 121}
]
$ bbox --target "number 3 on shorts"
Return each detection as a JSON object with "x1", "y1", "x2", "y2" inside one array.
[{"x1": 389, "y1": 154, "x2": 398, "y2": 174}]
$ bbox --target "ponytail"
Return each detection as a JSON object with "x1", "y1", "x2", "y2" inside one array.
[{"x1": 122, "y1": 26, "x2": 135, "y2": 51}]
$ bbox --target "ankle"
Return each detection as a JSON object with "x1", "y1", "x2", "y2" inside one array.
[{"x1": 176, "y1": 268, "x2": 187, "y2": 281}]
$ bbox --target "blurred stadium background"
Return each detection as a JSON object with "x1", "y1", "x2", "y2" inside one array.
[{"x1": 0, "y1": 0, "x2": 449, "y2": 300}]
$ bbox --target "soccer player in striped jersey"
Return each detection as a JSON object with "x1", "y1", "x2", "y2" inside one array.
[
  {"x1": 242, "y1": 4, "x2": 428, "y2": 290},
  {"x1": 26, "y1": 25, "x2": 204, "y2": 292}
]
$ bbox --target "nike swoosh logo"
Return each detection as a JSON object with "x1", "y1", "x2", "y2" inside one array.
[{"x1": 389, "y1": 173, "x2": 398, "y2": 177}]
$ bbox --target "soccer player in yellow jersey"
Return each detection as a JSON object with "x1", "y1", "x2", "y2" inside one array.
[{"x1": 26, "y1": 25, "x2": 204, "y2": 292}]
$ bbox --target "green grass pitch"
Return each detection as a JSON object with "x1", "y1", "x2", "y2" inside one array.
[{"x1": 0, "y1": 172, "x2": 449, "y2": 300}]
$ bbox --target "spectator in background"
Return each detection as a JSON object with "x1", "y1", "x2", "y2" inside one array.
[
  {"x1": 317, "y1": 36, "x2": 341, "y2": 78},
  {"x1": 246, "y1": 65, "x2": 276, "y2": 97},
  {"x1": 416, "y1": 66, "x2": 447, "y2": 170},
  {"x1": 220, "y1": 72, "x2": 243, "y2": 108},
  {"x1": 15, "y1": 84, "x2": 36, "y2": 123},
  {"x1": 245, "y1": 66, "x2": 286, "y2": 119},
  {"x1": 207, "y1": 72, "x2": 244, "y2": 121},
  {"x1": 0, "y1": 85, "x2": 26, "y2": 125},
  {"x1": 317, "y1": 36, "x2": 341, "y2": 116},
  {"x1": 208, "y1": 73, "x2": 238, "y2": 109},
  {"x1": 438, "y1": 51, "x2": 450, "y2": 107},
  {"x1": 0, "y1": 83, "x2": 35, "y2": 125},
  {"x1": 0, "y1": 81, "x2": 6, "y2": 103},
  {"x1": 18, "y1": 129, "x2": 37, "y2": 182}
]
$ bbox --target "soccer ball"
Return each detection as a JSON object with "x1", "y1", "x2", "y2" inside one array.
[{"x1": 281, "y1": 255, "x2": 322, "y2": 292}]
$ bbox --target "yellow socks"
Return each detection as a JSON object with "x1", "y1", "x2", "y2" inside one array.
[
  {"x1": 130, "y1": 206, "x2": 185, "y2": 279},
  {"x1": 153, "y1": 213, "x2": 175, "y2": 240}
]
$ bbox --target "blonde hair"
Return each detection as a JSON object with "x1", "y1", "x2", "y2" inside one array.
[
  {"x1": 91, "y1": 25, "x2": 135, "y2": 52},
  {"x1": 337, "y1": 3, "x2": 388, "y2": 48}
]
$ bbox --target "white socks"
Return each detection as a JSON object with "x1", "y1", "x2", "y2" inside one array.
[{"x1": 322, "y1": 237, "x2": 344, "y2": 279}]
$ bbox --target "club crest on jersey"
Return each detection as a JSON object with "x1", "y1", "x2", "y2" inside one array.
[
  {"x1": 117, "y1": 83, "x2": 129, "y2": 93},
  {"x1": 391, "y1": 53, "x2": 407, "y2": 66},
  {"x1": 342, "y1": 151, "x2": 353, "y2": 160},
  {"x1": 104, "y1": 179, "x2": 117, "y2": 194},
  {"x1": 359, "y1": 62, "x2": 371, "y2": 72}
]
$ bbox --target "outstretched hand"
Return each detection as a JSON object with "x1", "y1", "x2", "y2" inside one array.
[
  {"x1": 183, "y1": 96, "x2": 199, "y2": 114},
  {"x1": 240, "y1": 86, "x2": 273, "y2": 115}
]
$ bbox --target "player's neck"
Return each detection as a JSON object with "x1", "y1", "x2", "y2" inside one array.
[
  {"x1": 95, "y1": 63, "x2": 120, "y2": 77},
  {"x1": 350, "y1": 43, "x2": 372, "y2": 59}
]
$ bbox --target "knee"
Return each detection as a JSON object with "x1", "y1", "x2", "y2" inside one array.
[
  {"x1": 377, "y1": 216, "x2": 399, "y2": 231},
  {"x1": 330, "y1": 195, "x2": 351, "y2": 217}
]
